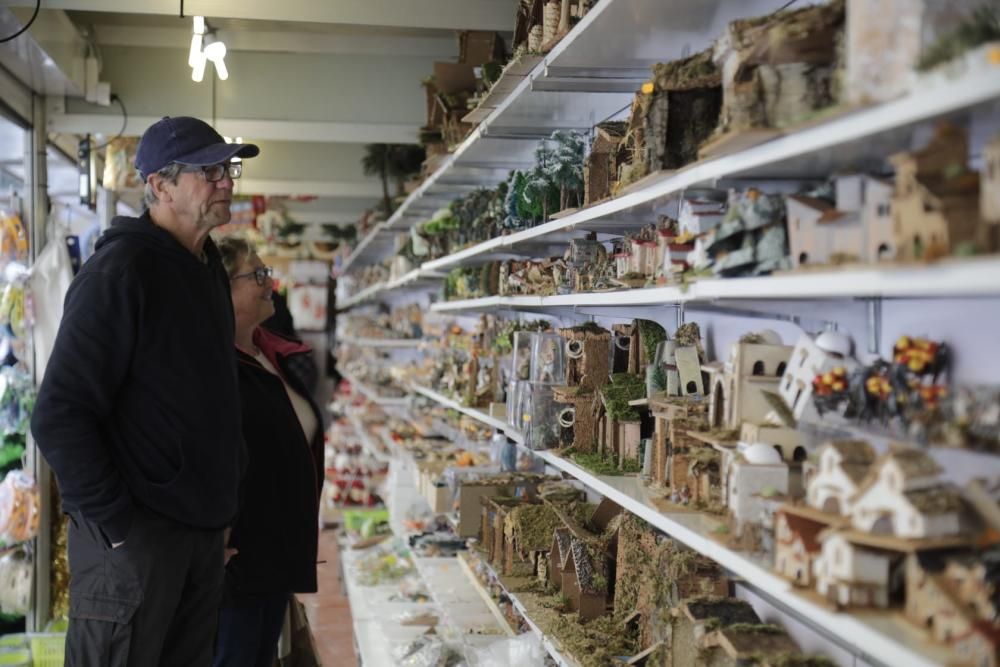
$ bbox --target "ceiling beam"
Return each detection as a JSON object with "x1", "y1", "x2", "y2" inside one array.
[
  {"x1": 6, "y1": 0, "x2": 517, "y2": 31},
  {"x1": 48, "y1": 112, "x2": 418, "y2": 144},
  {"x1": 89, "y1": 24, "x2": 458, "y2": 58}
]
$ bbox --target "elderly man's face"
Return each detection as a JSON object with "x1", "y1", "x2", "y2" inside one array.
[{"x1": 164, "y1": 167, "x2": 234, "y2": 230}]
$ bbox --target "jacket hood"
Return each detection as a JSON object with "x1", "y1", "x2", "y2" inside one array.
[{"x1": 96, "y1": 211, "x2": 221, "y2": 263}]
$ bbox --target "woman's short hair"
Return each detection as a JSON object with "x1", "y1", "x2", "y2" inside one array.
[
  {"x1": 142, "y1": 163, "x2": 184, "y2": 209},
  {"x1": 216, "y1": 237, "x2": 256, "y2": 278}
]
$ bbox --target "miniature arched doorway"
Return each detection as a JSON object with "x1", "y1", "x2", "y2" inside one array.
[
  {"x1": 686, "y1": 381, "x2": 698, "y2": 395},
  {"x1": 798, "y1": 252, "x2": 809, "y2": 265},
  {"x1": 822, "y1": 497, "x2": 841, "y2": 515},
  {"x1": 776, "y1": 361, "x2": 786, "y2": 377},
  {"x1": 871, "y1": 514, "x2": 895, "y2": 535},
  {"x1": 793, "y1": 446, "x2": 807, "y2": 463},
  {"x1": 752, "y1": 361, "x2": 766, "y2": 376},
  {"x1": 877, "y1": 243, "x2": 891, "y2": 259},
  {"x1": 713, "y1": 382, "x2": 725, "y2": 428}
]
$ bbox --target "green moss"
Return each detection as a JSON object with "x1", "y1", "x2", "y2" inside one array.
[
  {"x1": 637, "y1": 319, "x2": 667, "y2": 364},
  {"x1": 727, "y1": 623, "x2": 785, "y2": 635},
  {"x1": 570, "y1": 450, "x2": 635, "y2": 476},
  {"x1": 918, "y1": 5, "x2": 1000, "y2": 71}
]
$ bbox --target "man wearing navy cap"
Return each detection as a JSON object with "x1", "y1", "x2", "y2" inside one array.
[{"x1": 32, "y1": 116, "x2": 258, "y2": 666}]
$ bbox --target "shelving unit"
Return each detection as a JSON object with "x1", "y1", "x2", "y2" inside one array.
[
  {"x1": 339, "y1": 336, "x2": 427, "y2": 349},
  {"x1": 331, "y1": 2, "x2": 1000, "y2": 665},
  {"x1": 456, "y1": 551, "x2": 582, "y2": 667},
  {"x1": 341, "y1": 372, "x2": 410, "y2": 407}
]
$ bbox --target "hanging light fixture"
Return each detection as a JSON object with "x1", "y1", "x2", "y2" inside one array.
[{"x1": 188, "y1": 16, "x2": 229, "y2": 83}]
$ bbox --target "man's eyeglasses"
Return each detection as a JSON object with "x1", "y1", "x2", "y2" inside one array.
[
  {"x1": 230, "y1": 266, "x2": 273, "y2": 286},
  {"x1": 182, "y1": 162, "x2": 243, "y2": 182}
]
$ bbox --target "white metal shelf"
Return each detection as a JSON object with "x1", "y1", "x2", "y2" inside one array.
[
  {"x1": 408, "y1": 382, "x2": 948, "y2": 667},
  {"x1": 456, "y1": 551, "x2": 580, "y2": 667},
  {"x1": 341, "y1": 372, "x2": 411, "y2": 407},
  {"x1": 354, "y1": 51, "x2": 1000, "y2": 279},
  {"x1": 338, "y1": 335, "x2": 427, "y2": 349},
  {"x1": 429, "y1": 257, "x2": 1000, "y2": 314},
  {"x1": 338, "y1": 222, "x2": 391, "y2": 276},
  {"x1": 338, "y1": 281, "x2": 387, "y2": 310},
  {"x1": 409, "y1": 384, "x2": 525, "y2": 444}
]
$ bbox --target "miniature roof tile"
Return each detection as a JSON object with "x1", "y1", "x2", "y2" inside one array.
[
  {"x1": 891, "y1": 449, "x2": 944, "y2": 479},
  {"x1": 683, "y1": 598, "x2": 760, "y2": 625},
  {"x1": 786, "y1": 195, "x2": 833, "y2": 211},
  {"x1": 904, "y1": 485, "x2": 966, "y2": 515},
  {"x1": 719, "y1": 627, "x2": 800, "y2": 658},
  {"x1": 828, "y1": 440, "x2": 876, "y2": 464},
  {"x1": 553, "y1": 528, "x2": 573, "y2": 568},
  {"x1": 841, "y1": 463, "x2": 872, "y2": 486},
  {"x1": 569, "y1": 537, "x2": 606, "y2": 595},
  {"x1": 778, "y1": 510, "x2": 824, "y2": 552}
]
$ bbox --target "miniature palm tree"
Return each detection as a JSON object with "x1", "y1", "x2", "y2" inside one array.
[{"x1": 361, "y1": 144, "x2": 426, "y2": 216}]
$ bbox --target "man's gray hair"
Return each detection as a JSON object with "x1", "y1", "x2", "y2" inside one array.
[{"x1": 142, "y1": 163, "x2": 185, "y2": 209}]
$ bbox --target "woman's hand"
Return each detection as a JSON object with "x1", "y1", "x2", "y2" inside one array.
[{"x1": 223, "y1": 527, "x2": 238, "y2": 565}]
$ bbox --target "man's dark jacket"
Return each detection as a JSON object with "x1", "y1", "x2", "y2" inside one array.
[
  {"x1": 31, "y1": 212, "x2": 246, "y2": 545},
  {"x1": 226, "y1": 329, "x2": 323, "y2": 596}
]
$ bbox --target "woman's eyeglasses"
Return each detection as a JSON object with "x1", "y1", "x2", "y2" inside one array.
[
  {"x1": 230, "y1": 266, "x2": 273, "y2": 286},
  {"x1": 182, "y1": 162, "x2": 243, "y2": 182}
]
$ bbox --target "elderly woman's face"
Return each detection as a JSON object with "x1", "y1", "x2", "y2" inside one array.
[{"x1": 230, "y1": 252, "x2": 275, "y2": 330}]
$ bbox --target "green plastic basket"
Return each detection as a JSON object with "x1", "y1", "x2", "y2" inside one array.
[
  {"x1": 27, "y1": 634, "x2": 64, "y2": 667},
  {"x1": 0, "y1": 648, "x2": 31, "y2": 666}
]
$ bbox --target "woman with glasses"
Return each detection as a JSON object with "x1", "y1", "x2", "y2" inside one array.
[{"x1": 213, "y1": 237, "x2": 324, "y2": 667}]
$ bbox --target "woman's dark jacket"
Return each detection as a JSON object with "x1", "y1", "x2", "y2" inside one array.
[{"x1": 225, "y1": 327, "x2": 324, "y2": 596}]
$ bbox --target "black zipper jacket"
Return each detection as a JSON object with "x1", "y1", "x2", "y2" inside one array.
[
  {"x1": 31, "y1": 212, "x2": 246, "y2": 544},
  {"x1": 226, "y1": 333, "x2": 323, "y2": 595}
]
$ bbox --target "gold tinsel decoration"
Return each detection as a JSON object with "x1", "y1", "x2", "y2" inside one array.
[{"x1": 49, "y1": 481, "x2": 69, "y2": 620}]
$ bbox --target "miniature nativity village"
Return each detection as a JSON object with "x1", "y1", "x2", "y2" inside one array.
[{"x1": 329, "y1": 1, "x2": 1000, "y2": 666}]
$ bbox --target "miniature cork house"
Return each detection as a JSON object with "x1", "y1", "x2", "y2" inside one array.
[
  {"x1": 849, "y1": 450, "x2": 968, "y2": 539},
  {"x1": 807, "y1": 440, "x2": 877, "y2": 517},
  {"x1": 775, "y1": 507, "x2": 825, "y2": 587},
  {"x1": 560, "y1": 538, "x2": 609, "y2": 621},
  {"x1": 559, "y1": 324, "x2": 611, "y2": 391},
  {"x1": 890, "y1": 123, "x2": 983, "y2": 261},
  {"x1": 584, "y1": 121, "x2": 629, "y2": 205},
  {"x1": 777, "y1": 331, "x2": 858, "y2": 424},
  {"x1": 785, "y1": 174, "x2": 895, "y2": 267},
  {"x1": 459, "y1": 472, "x2": 554, "y2": 537},
  {"x1": 655, "y1": 217, "x2": 694, "y2": 283},
  {"x1": 549, "y1": 527, "x2": 572, "y2": 588},
  {"x1": 670, "y1": 598, "x2": 765, "y2": 667},
  {"x1": 644, "y1": 49, "x2": 722, "y2": 171},
  {"x1": 701, "y1": 623, "x2": 805, "y2": 667},
  {"x1": 712, "y1": 1, "x2": 845, "y2": 137},
  {"x1": 905, "y1": 548, "x2": 1000, "y2": 659}
]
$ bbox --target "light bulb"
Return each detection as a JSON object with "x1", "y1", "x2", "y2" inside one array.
[
  {"x1": 203, "y1": 40, "x2": 226, "y2": 61},
  {"x1": 191, "y1": 54, "x2": 206, "y2": 83},
  {"x1": 193, "y1": 16, "x2": 205, "y2": 35},
  {"x1": 213, "y1": 57, "x2": 229, "y2": 81},
  {"x1": 188, "y1": 33, "x2": 203, "y2": 68}
]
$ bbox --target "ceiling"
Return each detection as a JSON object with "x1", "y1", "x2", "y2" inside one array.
[{"x1": 0, "y1": 1, "x2": 517, "y2": 225}]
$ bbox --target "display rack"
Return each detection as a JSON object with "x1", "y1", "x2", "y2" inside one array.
[
  {"x1": 332, "y1": 2, "x2": 1000, "y2": 665},
  {"x1": 339, "y1": 336, "x2": 427, "y2": 350},
  {"x1": 341, "y1": 372, "x2": 410, "y2": 407}
]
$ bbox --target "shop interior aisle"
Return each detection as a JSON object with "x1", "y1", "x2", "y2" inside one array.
[{"x1": 297, "y1": 530, "x2": 357, "y2": 666}]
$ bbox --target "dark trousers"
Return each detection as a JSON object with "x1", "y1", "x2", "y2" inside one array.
[
  {"x1": 65, "y1": 509, "x2": 224, "y2": 666},
  {"x1": 213, "y1": 591, "x2": 289, "y2": 667}
]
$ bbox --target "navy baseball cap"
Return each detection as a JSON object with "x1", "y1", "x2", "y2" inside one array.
[{"x1": 135, "y1": 116, "x2": 259, "y2": 181}]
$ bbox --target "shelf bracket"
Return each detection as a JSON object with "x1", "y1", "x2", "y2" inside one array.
[{"x1": 864, "y1": 296, "x2": 883, "y2": 356}]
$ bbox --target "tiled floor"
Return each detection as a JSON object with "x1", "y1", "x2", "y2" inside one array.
[{"x1": 298, "y1": 529, "x2": 357, "y2": 666}]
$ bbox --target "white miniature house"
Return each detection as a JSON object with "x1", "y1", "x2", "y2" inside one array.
[
  {"x1": 778, "y1": 331, "x2": 858, "y2": 424},
  {"x1": 785, "y1": 175, "x2": 895, "y2": 268},
  {"x1": 711, "y1": 333, "x2": 793, "y2": 431},
  {"x1": 813, "y1": 531, "x2": 893, "y2": 608},
  {"x1": 807, "y1": 440, "x2": 876, "y2": 517},
  {"x1": 724, "y1": 442, "x2": 789, "y2": 531},
  {"x1": 849, "y1": 450, "x2": 967, "y2": 539}
]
